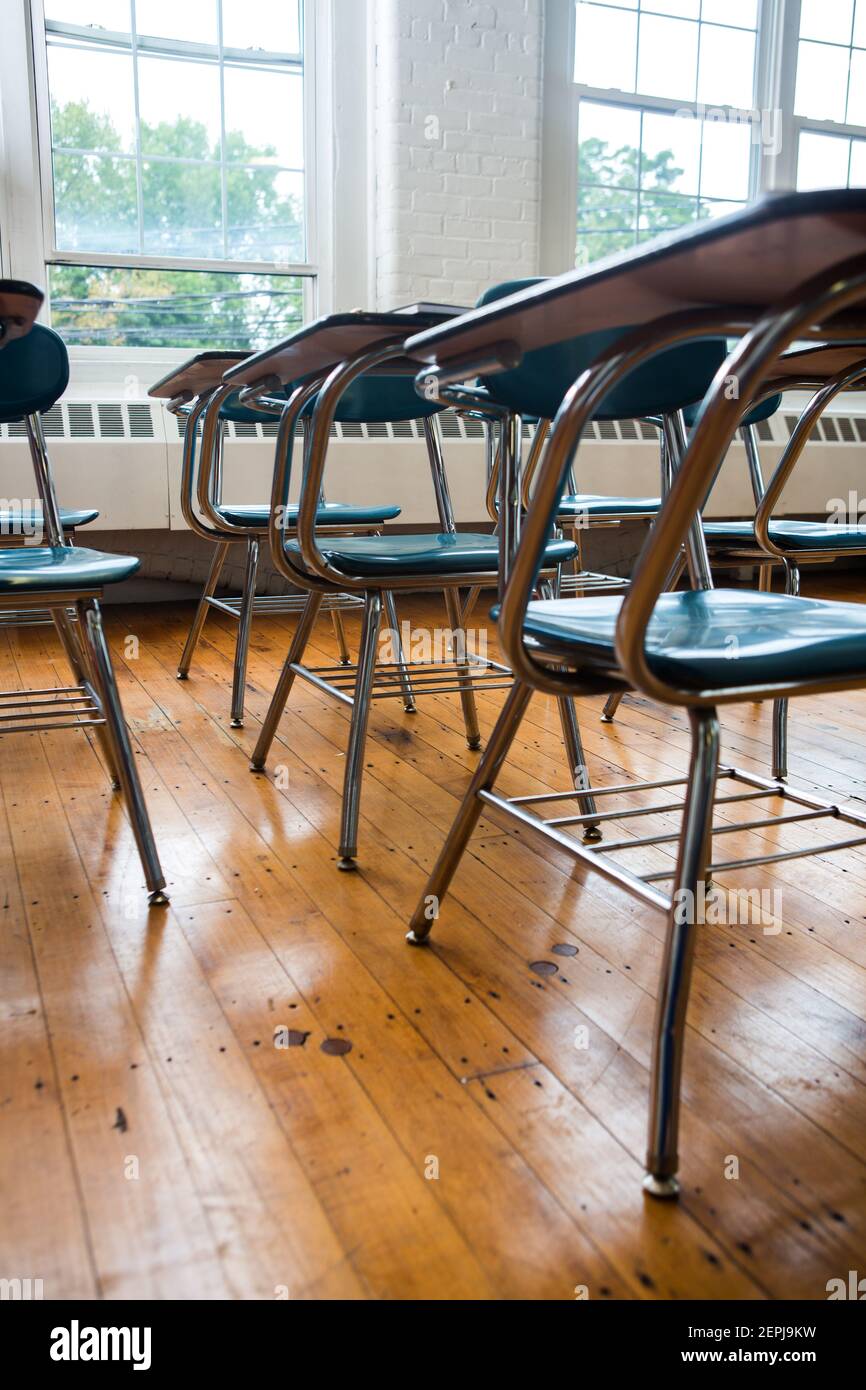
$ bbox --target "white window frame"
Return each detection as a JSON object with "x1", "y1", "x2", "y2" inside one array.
[
  {"x1": 541, "y1": 0, "x2": 866, "y2": 273},
  {"x1": 0, "y1": 0, "x2": 369, "y2": 379}
]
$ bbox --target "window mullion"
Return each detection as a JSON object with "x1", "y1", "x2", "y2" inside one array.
[
  {"x1": 129, "y1": 0, "x2": 145, "y2": 256},
  {"x1": 217, "y1": 0, "x2": 228, "y2": 263}
]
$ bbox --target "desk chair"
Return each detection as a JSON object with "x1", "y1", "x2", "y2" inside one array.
[
  {"x1": 0, "y1": 280, "x2": 99, "y2": 621},
  {"x1": 692, "y1": 349, "x2": 866, "y2": 777},
  {"x1": 247, "y1": 355, "x2": 578, "y2": 869},
  {"x1": 0, "y1": 323, "x2": 166, "y2": 904},
  {"x1": 481, "y1": 280, "x2": 664, "y2": 599},
  {"x1": 151, "y1": 353, "x2": 403, "y2": 727},
  {"x1": 403, "y1": 188, "x2": 866, "y2": 1196}
]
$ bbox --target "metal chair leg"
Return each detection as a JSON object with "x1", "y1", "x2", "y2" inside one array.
[
  {"x1": 337, "y1": 592, "x2": 382, "y2": 870},
  {"x1": 331, "y1": 608, "x2": 352, "y2": 665},
  {"x1": 79, "y1": 598, "x2": 168, "y2": 906},
  {"x1": 555, "y1": 693, "x2": 601, "y2": 839},
  {"x1": 772, "y1": 561, "x2": 799, "y2": 780},
  {"x1": 54, "y1": 607, "x2": 121, "y2": 790},
  {"x1": 250, "y1": 592, "x2": 323, "y2": 770},
  {"x1": 230, "y1": 536, "x2": 259, "y2": 727},
  {"x1": 461, "y1": 585, "x2": 482, "y2": 625},
  {"x1": 644, "y1": 706, "x2": 719, "y2": 1199},
  {"x1": 407, "y1": 680, "x2": 533, "y2": 943},
  {"x1": 536, "y1": 578, "x2": 600, "y2": 836},
  {"x1": 178, "y1": 539, "x2": 229, "y2": 679},
  {"x1": 601, "y1": 549, "x2": 688, "y2": 724},
  {"x1": 383, "y1": 589, "x2": 416, "y2": 713},
  {"x1": 444, "y1": 587, "x2": 481, "y2": 750},
  {"x1": 600, "y1": 690, "x2": 624, "y2": 723}
]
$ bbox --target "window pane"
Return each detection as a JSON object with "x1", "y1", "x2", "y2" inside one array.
[
  {"x1": 697, "y1": 25, "x2": 755, "y2": 109},
  {"x1": 700, "y1": 198, "x2": 746, "y2": 219},
  {"x1": 847, "y1": 48, "x2": 866, "y2": 124},
  {"x1": 699, "y1": 118, "x2": 751, "y2": 201},
  {"x1": 223, "y1": 67, "x2": 304, "y2": 168},
  {"x1": 576, "y1": 230, "x2": 635, "y2": 265},
  {"x1": 795, "y1": 42, "x2": 850, "y2": 120},
  {"x1": 134, "y1": 0, "x2": 218, "y2": 44},
  {"x1": 138, "y1": 56, "x2": 222, "y2": 158},
  {"x1": 222, "y1": 0, "x2": 301, "y2": 53},
  {"x1": 797, "y1": 130, "x2": 850, "y2": 189},
  {"x1": 854, "y1": 0, "x2": 866, "y2": 48},
  {"x1": 578, "y1": 184, "x2": 637, "y2": 236},
  {"x1": 141, "y1": 160, "x2": 222, "y2": 258},
  {"x1": 700, "y1": 0, "x2": 757, "y2": 27},
  {"x1": 799, "y1": 0, "x2": 854, "y2": 44},
  {"x1": 53, "y1": 152, "x2": 138, "y2": 252},
  {"x1": 574, "y1": 3, "x2": 637, "y2": 91},
  {"x1": 639, "y1": 191, "x2": 698, "y2": 240},
  {"x1": 227, "y1": 168, "x2": 304, "y2": 262},
  {"x1": 578, "y1": 101, "x2": 642, "y2": 190},
  {"x1": 641, "y1": 0, "x2": 699, "y2": 17},
  {"x1": 48, "y1": 42, "x2": 136, "y2": 152},
  {"x1": 45, "y1": 1, "x2": 130, "y2": 28},
  {"x1": 641, "y1": 111, "x2": 700, "y2": 194},
  {"x1": 849, "y1": 138, "x2": 866, "y2": 184},
  {"x1": 636, "y1": 15, "x2": 698, "y2": 101},
  {"x1": 47, "y1": 265, "x2": 304, "y2": 349}
]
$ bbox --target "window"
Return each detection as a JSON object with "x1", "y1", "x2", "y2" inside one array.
[
  {"x1": 30, "y1": 1, "x2": 314, "y2": 349},
  {"x1": 794, "y1": 1, "x2": 866, "y2": 189},
  {"x1": 572, "y1": 0, "x2": 759, "y2": 265}
]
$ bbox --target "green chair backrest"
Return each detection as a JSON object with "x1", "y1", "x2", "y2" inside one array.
[
  {"x1": 476, "y1": 278, "x2": 728, "y2": 422},
  {"x1": 0, "y1": 323, "x2": 69, "y2": 423}
]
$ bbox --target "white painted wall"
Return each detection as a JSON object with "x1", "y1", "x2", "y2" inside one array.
[{"x1": 372, "y1": 0, "x2": 544, "y2": 309}]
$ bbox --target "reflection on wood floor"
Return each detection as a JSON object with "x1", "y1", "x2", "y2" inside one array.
[{"x1": 2, "y1": 577, "x2": 865, "y2": 1299}]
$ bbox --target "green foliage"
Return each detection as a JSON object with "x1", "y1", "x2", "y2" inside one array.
[
  {"x1": 48, "y1": 99, "x2": 304, "y2": 348},
  {"x1": 576, "y1": 134, "x2": 708, "y2": 265}
]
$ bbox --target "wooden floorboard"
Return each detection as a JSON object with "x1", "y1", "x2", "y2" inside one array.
[{"x1": 1, "y1": 580, "x2": 865, "y2": 1299}]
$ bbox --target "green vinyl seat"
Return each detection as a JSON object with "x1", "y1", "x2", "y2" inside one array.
[
  {"x1": 513, "y1": 589, "x2": 866, "y2": 691},
  {"x1": 285, "y1": 531, "x2": 576, "y2": 579},
  {"x1": 558, "y1": 493, "x2": 660, "y2": 519},
  {"x1": 217, "y1": 500, "x2": 401, "y2": 529},
  {"x1": 681, "y1": 391, "x2": 783, "y2": 431},
  {"x1": 0, "y1": 545, "x2": 139, "y2": 592},
  {"x1": 0, "y1": 505, "x2": 98, "y2": 533},
  {"x1": 702, "y1": 518, "x2": 866, "y2": 550}
]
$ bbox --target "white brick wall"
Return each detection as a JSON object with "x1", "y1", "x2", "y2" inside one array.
[{"x1": 373, "y1": 0, "x2": 544, "y2": 308}]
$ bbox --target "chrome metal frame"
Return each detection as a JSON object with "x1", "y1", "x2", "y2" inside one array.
[
  {"x1": 407, "y1": 257, "x2": 866, "y2": 1198},
  {"x1": 248, "y1": 343, "x2": 599, "y2": 867},
  {"x1": 169, "y1": 382, "x2": 375, "y2": 727},
  {"x1": 1, "y1": 412, "x2": 168, "y2": 905},
  {"x1": 700, "y1": 357, "x2": 866, "y2": 776}
]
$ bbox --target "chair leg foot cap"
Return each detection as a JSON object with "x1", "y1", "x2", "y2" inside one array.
[
  {"x1": 249, "y1": 761, "x2": 264, "y2": 773},
  {"x1": 403, "y1": 703, "x2": 418, "y2": 714},
  {"x1": 582, "y1": 825, "x2": 603, "y2": 842},
  {"x1": 467, "y1": 736, "x2": 482, "y2": 750},
  {"x1": 337, "y1": 856, "x2": 357, "y2": 872},
  {"x1": 176, "y1": 671, "x2": 188, "y2": 681},
  {"x1": 600, "y1": 714, "x2": 613, "y2": 723},
  {"x1": 642, "y1": 1173, "x2": 680, "y2": 1199},
  {"x1": 148, "y1": 889, "x2": 170, "y2": 907},
  {"x1": 230, "y1": 717, "x2": 244, "y2": 728},
  {"x1": 405, "y1": 929, "x2": 429, "y2": 946},
  {"x1": 110, "y1": 779, "x2": 121, "y2": 792}
]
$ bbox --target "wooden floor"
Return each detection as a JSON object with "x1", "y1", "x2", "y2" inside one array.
[{"x1": 2, "y1": 578, "x2": 866, "y2": 1300}]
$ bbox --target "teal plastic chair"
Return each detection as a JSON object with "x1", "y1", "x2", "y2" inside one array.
[
  {"x1": 249, "y1": 362, "x2": 578, "y2": 870},
  {"x1": 0, "y1": 319, "x2": 98, "y2": 542},
  {"x1": 685, "y1": 389, "x2": 866, "y2": 777},
  {"x1": 407, "y1": 263, "x2": 866, "y2": 1203},
  {"x1": 475, "y1": 280, "x2": 724, "y2": 570},
  {"x1": 176, "y1": 378, "x2": 419, "y2": 727},
  {"x1": 0, "y1": 324, "x2": 167, "y2": 904}
]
